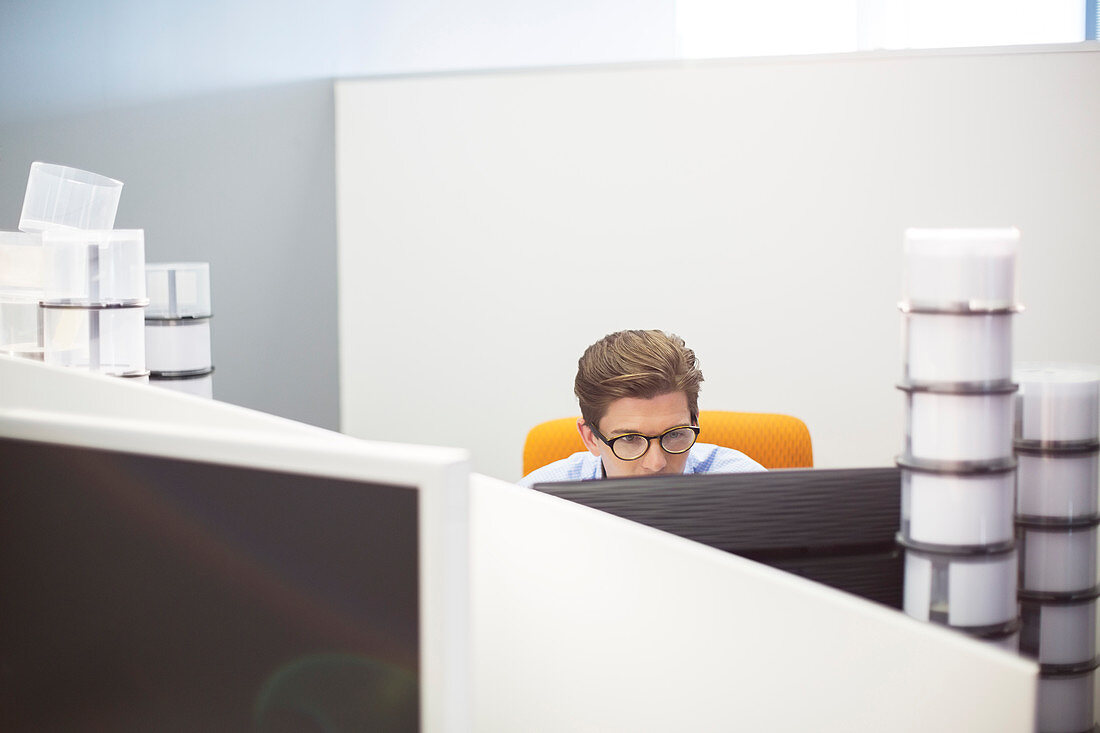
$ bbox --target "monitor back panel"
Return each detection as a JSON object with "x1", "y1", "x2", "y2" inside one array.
[
  {"x1": 535, "y1": 467, "x2": 902, "y2": 608},
  {"x1": 0, "y1": 436, "x2": 421, "y2": 732}
]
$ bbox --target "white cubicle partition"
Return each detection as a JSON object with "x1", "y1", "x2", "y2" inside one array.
[
  {"x1": 0, "y1": 353, "x2": 344, "y2": 442},
  {"x1": 470, "y1": 472, "x2": 1038, "y2": 732},
  {"x1": 0, "y1": 356, "x2": 472, "y2": 733}
]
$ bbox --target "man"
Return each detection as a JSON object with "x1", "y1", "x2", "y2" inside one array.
[{"x1": 518, "y1": 330, "x2": 764, "y2": 487}]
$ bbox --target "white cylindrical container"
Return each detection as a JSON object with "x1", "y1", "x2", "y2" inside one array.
[
  {"x1": 1018, "y1": 524, "x2": 1100, "y2": 595},
  {"x1": 145, "y1": 319, "x2": 212, "y2": 373},
  {"x1": 902, "y1": 311, "x2": 1014, "y2": 384},
  {"x1": 901, "y1": 467, "x2": 1016, "y2": 546},
  {"x1": 150, "y1": 372, "x2": 214, "y2": 399},
  {"x1": 18, "y1": 162, "x2": 123, "y2": 233},
  {"x1": 145, "y1": 262, "x2": 211, "y2": 319},
  {"x1": 1016, "y1": 364, "x2": 1100, "y2": 444},
  {"x1": 1017, "y1": 451, "x2": 1100, "y2": 521},
  {"x1": 902, "y1": 227, "x2": 1020, "y2": 310},
  {"x1": 903, "y1": 548, "x2": 1018, "y2": 628},
  {"x1": 42, "y1": 304, "x2": 146, "y2": 375},
  {"x1": 42, "y1": 229, "x2": 146, "y2": 304},
  {"x1": 904, "y1": 387, "x2": 1017, "y2": 464},
  {"x1": 1020, "y1": 597, "x2": 1098, "y2": 667},
  {"x1": 1037, "y1": 669, "x2": 1096, "y2": 733}
]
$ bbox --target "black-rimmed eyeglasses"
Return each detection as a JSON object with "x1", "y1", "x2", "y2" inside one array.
[{"x1": 588, "y1": 424, "x2": 700, "y2": 461}]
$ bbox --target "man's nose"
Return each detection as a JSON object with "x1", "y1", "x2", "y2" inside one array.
[{"x1": 640, "y1": 438, "x2": 667, "y2": 472}]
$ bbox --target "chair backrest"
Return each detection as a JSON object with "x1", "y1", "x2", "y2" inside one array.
[{"x1": 522, "y1": 410, "x2": 813, "y2": 475}]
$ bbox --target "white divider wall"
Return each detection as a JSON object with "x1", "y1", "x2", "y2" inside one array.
[
  {"x1": 469, "y1": 473, "x2": 1036, "y2": 731},
  {"x1": 336, "y1": 45, "x2": 1100, "y2": 481}
]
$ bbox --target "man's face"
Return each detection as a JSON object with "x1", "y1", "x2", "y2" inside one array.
[{"x1": 578, "y1": 391, "x2": 694, "y2": 479}]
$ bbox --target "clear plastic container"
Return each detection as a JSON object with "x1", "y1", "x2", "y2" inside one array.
[
  {"x1": 1016, "y1": 451, "x2": 1099, "y2": 521},
  {"x1": 145, "y1": 319, "x2": 212, "y2": 372},
  {"x1": 1037, "y1": 669, "x2": 1096, "y2": 733},
  {"x1": 0, "y1": 295, "x2": 43, "y2": 360},
  {"x1": 0, "y1": 231, "x2": 43, "y2": 290},
  {"x1": 1020, "y1": 597, "x2": 1098, "y2": 667},
  {"x1": 42, "y1": 229, "x2": 146, "y2": 304},
  {"x1": 0, "y1": 231, "x2": 44, "y2": 359},
  {"x1": 1016, "y1": 364, "x2": 1100, "y2": 444},
  {"x1": 1018, "y1": 523, "x2": 1100, "y2": 595},
  {"x1": 902, "y1": 311, "x2": 1014, "y2": 384},
  {"x1": 903, "y1": 387, "x2": 1017, "y2": 464},
  {"x1": 903, "y1": 547, "x2": 1018, "y2": 627},
  {"x1": 42, "y1": 304, "x2": 146, "y2": 375},
  {"x1": 19, "y1": 162, "x2": 123, "y2": 233},
  {"x1": 145, "y1": 262, "x2": 211, "y2": 319},
  {"x1": 901, "y1": 467, "x2": 1016, "y2": 546},
  {"x1": 902, "y1": 227, "x2": 1020, "y2": 310},
  {"x1": 150, "y1": 372, "x2": 214, "y2": 399}
]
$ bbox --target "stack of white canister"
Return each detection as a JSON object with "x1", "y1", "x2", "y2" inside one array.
[
  {"x1": 1015, "y1": 365, "x2": 1100, "y2": 733},
  {"x1": 145, "y1": 262, "x2": 215, "y2": 398},
  {"x1": 16, "y1": 163, "x2": 148, "y2": 381},
  {"x1": 897, "y1": 228, "x2": 1022, "y2": 651}
]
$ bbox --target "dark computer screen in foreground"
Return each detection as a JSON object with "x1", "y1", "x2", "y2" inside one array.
[
  {"x1": 534, "y1": 467, "x2": 902, "y2": 609},
  {"x1": 0, "y1": 436, "x2": 421, "y2": 733}
]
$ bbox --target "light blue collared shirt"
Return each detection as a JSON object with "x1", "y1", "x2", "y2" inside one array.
[{"x1": 517, "y1": 443, "x2": 765, "y2": 488}]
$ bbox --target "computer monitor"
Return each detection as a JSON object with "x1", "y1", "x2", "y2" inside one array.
[
  {"x1": 534, "y1": 467, "x2": 902, "y2": 608},
  {"x1": 0, "y1": 358, "x2": 470, "y2": 733}
]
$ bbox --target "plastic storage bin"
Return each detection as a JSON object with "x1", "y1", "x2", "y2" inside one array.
[
  {"x1": 145, "y1": 262, "x2": 211, "y2": 319},
  {"x1": 19, "y1": 162, "x2": 123, "y2": 233},
  {"x1": 903, "y1": 546, "x2": 1018, "y2": 628},
  {"x1": 1016, "y1": 450, "x2": 1100, "y2": 522},
  {"x1": 42, "y1": 229, "x2": 146, "y2": 304},
  {"x1": 902, "y1": 310, "x2": 1014, "y2": 384},
  {"x1": 42, "y1": 304, "x2": 146, "y2": 375},
  {"x1": 1018, "y1": 523, "x2": 1100, "y2": 595},
  {"x1": 1016, "y1": 365, "x2": 1100, "y2": 445},
  {"x1": 902, "y1": 227, "x2": 1020, "y2": 310},
  {"x1": 902, "y1": 384, "x2": 1017, "y2": 464},
  {"x1": 0, "y1": 231, "x2": 44, "y2": 359},
  {"x1": 145, "y1": 319, "x2": 212, "y2": 373},
  {"x1": 1037, "y1": 668, "x2": 1097, "y2": 733},
  {"x1": 1020, "y1": 597, "x2": 1098, "y2": 667},
  {"x1": 901, "y1": 467, "x2": 1016, "y2": 546}
]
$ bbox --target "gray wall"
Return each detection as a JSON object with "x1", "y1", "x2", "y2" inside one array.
[
  {"x1": 0, "y1": 82, "x2": 340, "y2": 426},
  {"x1": 0, "y1": 0, "x2": 675, "y2": 428}
]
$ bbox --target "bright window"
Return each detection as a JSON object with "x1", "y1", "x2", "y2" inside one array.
[{"x1": 676, "y1": 0, "x2": 1088, "y2": 59}]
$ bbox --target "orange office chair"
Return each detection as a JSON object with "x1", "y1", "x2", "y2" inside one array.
[{"x1": 522, "y1": 410, "x2": 813, "y2": 475}]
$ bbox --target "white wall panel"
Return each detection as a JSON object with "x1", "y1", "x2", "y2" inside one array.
[{"x1": 337, "y1": 45, "x2": 1100, "y2": 481}]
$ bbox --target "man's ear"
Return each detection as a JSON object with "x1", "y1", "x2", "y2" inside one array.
[{"x1": 577, "y1": 418, "x2": 602, "y2": 456}]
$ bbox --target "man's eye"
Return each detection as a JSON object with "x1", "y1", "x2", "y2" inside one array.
[{"x1": 616, "y1": 435, "x2": 645, "y2": 446}]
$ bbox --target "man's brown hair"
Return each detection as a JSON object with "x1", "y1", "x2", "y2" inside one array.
[{"x1": 574, "y1": 330, "x2": 704, "y2": 430}]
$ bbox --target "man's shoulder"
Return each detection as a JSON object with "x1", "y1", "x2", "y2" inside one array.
[
  {"x1": 688, "y1": 443, "x2": 766, "y2": 473},
  {"x1": 517, "y1": 451, "x2": 602, "y2": 488}
]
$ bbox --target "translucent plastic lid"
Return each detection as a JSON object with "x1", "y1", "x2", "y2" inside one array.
[
  {"x1": 19, "y1": 162, "x2": 123, "y2": 233},
  {"x1": 1015, "y1": 363, "x2": 1100, "y2": 443},
  {"x1": 41, "y1": 229, "x2": 146, "y2": 304},
  {"x1": 902, "y1": 227, "x2": 1020, "y2": 310},
  {"x1": 0, "y1": 231, "x2": 43, "y2": 294},
  {"x1": 145, "y1": 262, "x2": 211, "y2": 318}
]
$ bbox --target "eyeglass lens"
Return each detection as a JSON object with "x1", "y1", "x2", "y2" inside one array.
[{"x1": 612, "y1": 427, "x2": 697, "y2": 460}]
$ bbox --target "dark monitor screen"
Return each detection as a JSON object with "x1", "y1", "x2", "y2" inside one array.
[
  {"x1": 534, "y1": 467, "x2": 902, "y2": 609},
  {"x1": 0, "y1": 436, "x2": 421, "y2": 732}
]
